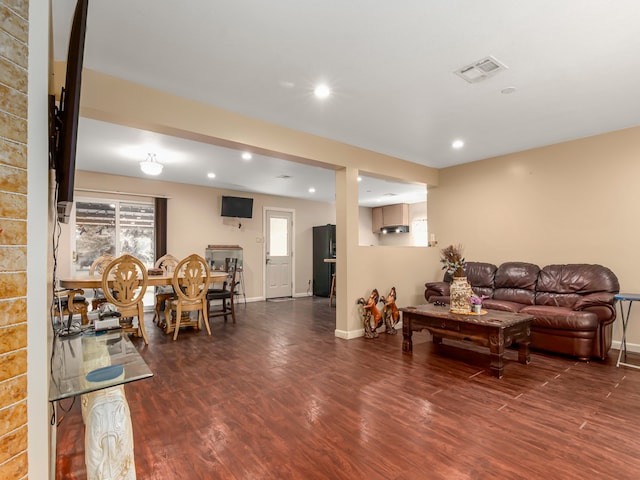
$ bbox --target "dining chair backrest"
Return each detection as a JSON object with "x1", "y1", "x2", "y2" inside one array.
[
  {"x1": 152, "y1": 253, "x2": 180, "y2": 327},
  {"x1": 166, "y1": 254, "x2": 211, "y2": 340},
  {"x1": 101, "y1": 254, "x2": 150, "y2": 344},
  {"x1": 101, "y1": 254, "x2": 149, "y2": 308},
  {"x1": 89, "y1": 254, "x2": 115, "y2": 276},
  {"x1": 155, "y1": 253, "x2": 179, "y2": 275},
  {"x1": 89, "y1": 253, "x2": 115, "y2": 310},
  {"x1": 172, "y1": 254, "x2": 210, "y2": 303}
]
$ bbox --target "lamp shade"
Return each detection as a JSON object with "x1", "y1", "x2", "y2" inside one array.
[{"x1": 140, "y1": 154, "x2": 163, "y2": 175}]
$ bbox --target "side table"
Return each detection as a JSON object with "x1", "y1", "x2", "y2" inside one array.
[
  {"x1": 615, "y1": 293, "x2": 640, "y2": 369},
  {"x1": 50, "y1": 330, "x2": 153, "y2": 479}
]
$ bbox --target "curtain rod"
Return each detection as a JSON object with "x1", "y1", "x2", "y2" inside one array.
[{"x1": 75, "y1": 187, "x2": 171, "y2": 199}]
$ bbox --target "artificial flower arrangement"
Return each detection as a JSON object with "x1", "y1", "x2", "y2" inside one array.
[
  {"x1": 469, "y1": 294, "x2": 488, "y2": 306},
  {"x1": 440, "y1": 244, "x2": 466, "y2": 277},
  {"x1": 469, "y1": 294, "x2": 488, "y2": 313}
]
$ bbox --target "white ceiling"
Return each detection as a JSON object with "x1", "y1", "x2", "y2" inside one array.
[{"x1": 53, "y1": 0, "x2": 640, "y2": 206}]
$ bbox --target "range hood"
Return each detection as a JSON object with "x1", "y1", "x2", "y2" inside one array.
[{"x1": 380, "y1": 225, "x2": 410, "y2": 234}]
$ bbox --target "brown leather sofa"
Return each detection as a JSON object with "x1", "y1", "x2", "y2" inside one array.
[{"x1": 424, "y1": 262, "x2": 620, "y2": 361}]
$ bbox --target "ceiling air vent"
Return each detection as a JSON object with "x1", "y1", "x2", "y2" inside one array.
[{"x1": 454, "y1": 56, "x2": 507, "y2": 84}]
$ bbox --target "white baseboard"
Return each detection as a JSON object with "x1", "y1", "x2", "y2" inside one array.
[
  {"x1": 335, "y1": 328, "x2": 364, "y2": 339},
  {"x1": 611, "y1": 340, "x2": 640, "y2": 353},
  {"x1": 335, "y1": 323, "x2": 402, "y2": 340}
]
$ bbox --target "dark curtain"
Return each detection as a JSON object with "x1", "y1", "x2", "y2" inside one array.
[{"x1": 155, "y1": 197, "x2": 167, "y2": 260}]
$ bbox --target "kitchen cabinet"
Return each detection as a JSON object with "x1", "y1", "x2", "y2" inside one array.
[{"x1": 371, "y1": 204, "x2": 409, "y2": 233}]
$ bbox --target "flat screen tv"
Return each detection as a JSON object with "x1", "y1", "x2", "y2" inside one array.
[
  {"x1": 49, "y1": 0, "x2": 89, "y2": 224},
  {"x1": 221, "y1": 196, "x2": 253, "y2": 219}
]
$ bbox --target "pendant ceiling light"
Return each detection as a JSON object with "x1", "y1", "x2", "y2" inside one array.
[{"x1": 140, "y1": 153, "x2": 163, "y2": 176}]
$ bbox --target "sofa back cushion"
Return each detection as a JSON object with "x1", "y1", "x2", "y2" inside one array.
[
  {"x1": 443, "y1": 261, "x2": 497, "y2": 297},
  {"x1": 536, "y1": 264, "x2": 620, "y2": 308},
  {"x1": 492, "y1": 262, "x2": 539, "y2": 305},
  {"x1": 467, "y1": 262, "x2": 498, "y2": 298}
]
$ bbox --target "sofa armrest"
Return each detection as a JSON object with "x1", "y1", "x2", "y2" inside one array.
[
  {"x1": 574, "y1": 292, "x2": 616, "y2": 310},
  {"x1": 573, "y1": 292, "x2": 617, "y2": 324},
  {"x1": 425, "y1": 282, "x2": 450, "y2": 302}
]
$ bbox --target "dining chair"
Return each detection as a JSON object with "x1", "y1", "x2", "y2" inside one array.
[
  {"x1": 206, "y1": 257, "x2": 238, "y2": 324},
  {"x1": 152, "y1": 253, "x2": 179, "y2": 326},
  {"x1": 101, "y1": 254, "x2": 150, "y2": 344},
  {"x1": 166, "y1": 254, "x2": 211, "y2": 340},
  {"x1": 89, "y1": 253, "x2": 115, "y2": 310},
  {"x1": 329, "y1": 273, "x2": 336, "y2": 307},
  {"x1": 53, "y1": 288, "x2": 89, "y2": 330}
]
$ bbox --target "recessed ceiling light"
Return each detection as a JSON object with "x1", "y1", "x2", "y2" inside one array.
[
  {"x1": 308, "y1": 187, "x2": 316, "y2": 193},
  {"x1": 314, "y1": 84, "x2": 331, "y2": 99},
  {"x1": 241, "y1": 152, "x2": 252, "y2": 160},
  {"x1": 207, "y1": 172, "x2": 216, "y2": 179},
  {"x1": 501, "y1": 86, "x2": 517, "y2": 95},
  {"x1": 452, "y1": 139, "x2": 465, "y2": 149},
  {"x1": 357, "y1": 176, "x2": 362, "y2": 182}
]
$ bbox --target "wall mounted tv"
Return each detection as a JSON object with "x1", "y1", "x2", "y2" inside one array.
[
  {"x1": 221, "y1": 196, "x2": 254, "y2": 219},
  {"x1": 49, "y1": 0, "x2": 89, "y2": 224}
]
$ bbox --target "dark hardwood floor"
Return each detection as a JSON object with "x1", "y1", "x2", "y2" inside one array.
[{"x1": 55, "y1": 297, "x2": 640, "y2": 479}]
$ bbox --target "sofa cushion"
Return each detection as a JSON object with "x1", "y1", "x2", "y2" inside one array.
[
  {"x1": 466, "y1": 262, "x2": 498, "y2": 298},
  {"x1": 519, "y1": 305, "x2": 599, "y2": 332},
  {"x1": 536, "y1": 264, "x2": 620, "y2": 309},
  {"x1": 492, "y1": 262, "x2": 539, "y2": 305},
  {"x1": 482, "y1": 299, "x2": 526, "y2": 313}
]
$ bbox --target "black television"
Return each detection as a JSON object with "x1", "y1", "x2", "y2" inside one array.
[
  {"x1": 221, "y1": 195, "x2": 253, "y2": 219},
  {"x1": 49, "y1": 0, "x2": 89, "y2": 224}
]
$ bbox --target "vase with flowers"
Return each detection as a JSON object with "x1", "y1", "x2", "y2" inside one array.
[{"x1": 440, "y1": 244, "x2": 473, "y2": 313}]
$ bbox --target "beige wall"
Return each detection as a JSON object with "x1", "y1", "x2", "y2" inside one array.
[
  {"x1": 428, "y1": 126, "x2": 640, "y2": 351},
  {"x1": 358, "y1": 206, "x2": 378, "y2": 246}
]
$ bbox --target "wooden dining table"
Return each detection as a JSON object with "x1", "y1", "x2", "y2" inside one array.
[{"x1": 59, "y1": 271, "x2": 229, "y2": 289}]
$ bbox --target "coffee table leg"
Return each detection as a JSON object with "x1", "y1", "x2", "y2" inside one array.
[
  {"x1": 489, "y1": 333, "x2": 505, "y2": 379},
  {"x1": 432, "y1": 334, "x2": 443, "y2": 345},
  {"x1": 402, "y1": 325, "x2": 412, "y2": 352}
]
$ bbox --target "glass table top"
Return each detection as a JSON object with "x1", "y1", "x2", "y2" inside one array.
[{"x1": 49, "y1": 330, "x2": 153, "y2": 402}]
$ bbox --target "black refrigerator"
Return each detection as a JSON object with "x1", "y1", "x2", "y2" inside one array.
[{"x1": 313, "y1": 224, "x2": 336, "y2": 297}]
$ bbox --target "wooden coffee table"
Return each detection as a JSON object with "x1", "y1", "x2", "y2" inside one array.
[{"x1": 400, "y1": 304, "x2": 532, "y2": 378}]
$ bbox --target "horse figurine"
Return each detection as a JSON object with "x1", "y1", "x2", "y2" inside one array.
[
  {"x1": 379, "y1": 286, "x2": 399, "y2": 334},
  {"x1": 357, "y1": 288, "x2": 382, "y2": 338}
]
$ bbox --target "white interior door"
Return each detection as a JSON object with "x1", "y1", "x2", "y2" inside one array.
[{"x1": 265, "y1": 209, "x2": 293, "y2": 298}]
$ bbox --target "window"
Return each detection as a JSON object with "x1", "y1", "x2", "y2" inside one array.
[
  {"x1": 412, "y1": 218, "x2": 428, "y2": 247},
  {"x1": 74, "y1": 198, "x2": 156, "y2": 307},
  {"x1": 74, "y1": 199, "x2": 155, "y2": 274},
  {"x1": 269, "y1": 217, "x2": 289, "y2": 256}
]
